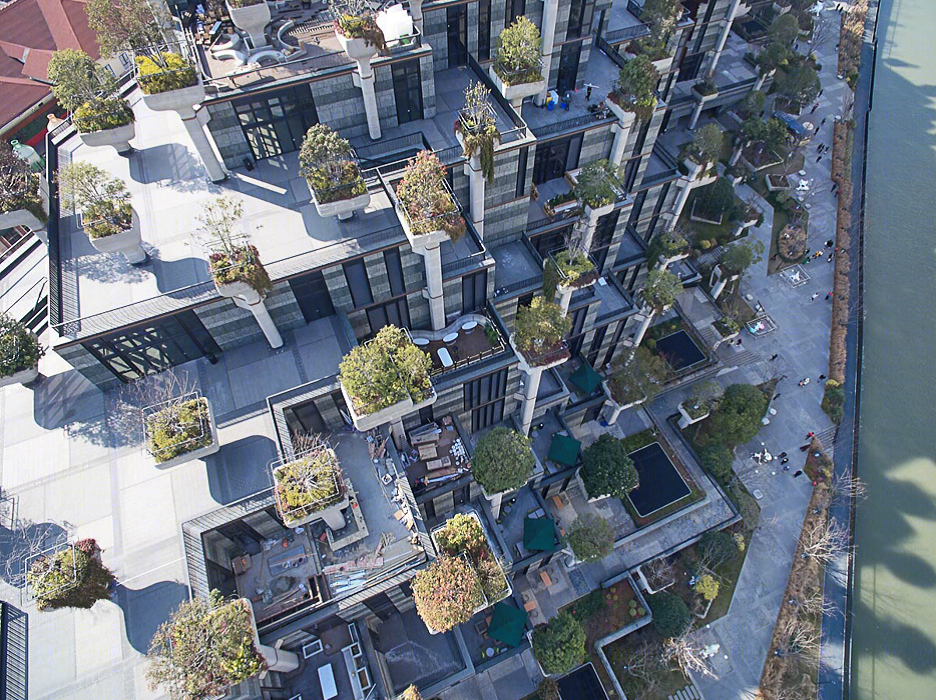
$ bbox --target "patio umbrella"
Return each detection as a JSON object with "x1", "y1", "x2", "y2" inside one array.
[
  {"x1": 523, "y1": 517, "x2": 557, "y2": 553},
  {"x1": 568, "y1": 362, "x2": 603, "y2": 395},
  {"x1": 547, "y1": 433, "x2": 581, "y2": 467},
  {"x1": 487, "y1": 602, "x2": 527, "y2": 648}
]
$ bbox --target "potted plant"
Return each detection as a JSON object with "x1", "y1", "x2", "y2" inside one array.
[
  {"x1": 605, "y1": 346, "x2": 668, "y2": 416},
  {"x1": 511, "y1": 296, "x2": 571, "y2": 368},
  {"x1": 530, "y1": 611, "x2": 585, "y2": 676},
  {"x1": 225, "y1": 0, "x2": 271, "y2": 48},
  {"x1": 454, "y1": 82, "x2": 501, "y2": 184},
  {"x1": 199, "y1": 197, "x2": 272, "y2": 300},
  {"x1": 413, "y1": 555, "x2": 485, "y2": 633},
  {"x1": 640, "y1": 268, "x2": 683, "y2": 313},
  {"x1": 489, "y1": 16, "x2": 545, "y2": 108},
  {"x1": 47, "y1": 49, "x2": 135, "y2": 153},
  {"x1": 683, "y1": 123, "x2": 723, "y2": 173},
  {"x1": 338, "y1": 325, "x2": 435, "y2": 430},
  {"x1": 607, "y1": 54, "x2": 660, "y2": 123},
  {"x1": 579, "y1": 433, "x2": 638, "y2": 501},
  {"x1": 648, "y1": 227, "x2": 690, "y2": 267},
  {"x1": 147, "y1": 592, "x2": 267, "y2": 700},
  {"x1": 0, "y1": 143, "x2": 47, "y2": 234},
  {"x1": 0, "y1": 313, "x2": 43, "y2": 387},
  {"x1": 135, "y1": 51, "x2": 203, "y2": 111},
  {"x1": 395, "y1": 150, "x2": 465, "y2": 243},
  {"x1": 678, "y1": 380, "x2": 720, "y2": 428},
  {"x1": 638, "y1": 0, "x2": 681, "y2": 61},
  {"x1": 432, "y1": 512, "x2": 510, "y2": 605},
  {"x1": 330, "y1": 0, "x2": 387, "y2": 60},
  {"x1": 26, "y1": 538, "x2": 115, "y2": 611},
  {"x1": 299, "y1": 124, "x2": 369, "y2": 219},
  {"x1": 571, "y1": 160, "x2": 623, "y2": 219},
  {"x1": 272, "y1": 436, "x2": 349, "y2": 530},
  {"x1": 144, "y1": 391, "x2": 220, "y2": 468},
  {"x1": 471, "y1": 427, "x2": 534, "y2": 498},
  {"x1": 549, "y1": 247, "x2": 597, "y2": 291},
  {"x1": 57, "y1": 162, "x2": 145, "y2": 263},
  {"x1": 542, "y1": 191, "x2": 580, "y2": 218}
]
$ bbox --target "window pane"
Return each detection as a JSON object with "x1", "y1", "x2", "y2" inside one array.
[
  {"x1": 344, "y1": 260, "x2": 373, "y2": 307},
  {"x1": 384, "y1": 248, "x2": 406, "y2": 296}
]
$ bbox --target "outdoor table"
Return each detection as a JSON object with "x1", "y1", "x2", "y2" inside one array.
[
  {"x1": 443, "y1": 332, "x2": 459, "y2": 343},
  {"x1": 318, "y1": 664, "x2": 338, "y2": 700},
  {"x1": 437, "y1": 347, "x2": 454, "y2": 367}
]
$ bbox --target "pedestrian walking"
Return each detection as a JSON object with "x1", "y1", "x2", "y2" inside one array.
[
  {"x1": 810, "y1": 104, "x2": 818, "y2": 114},
  {"x1": 783, "y1": 463, "x2": 790, "y2": 471},
  {"x1": 793, "y1": 470, "x2": 803, "y2": 478},
  {"x1": 810, "y1": 292, "x2": 819, "y2": 301},
  {"x1": 802, "y1": 377, "x2": 811, "y2": 386},
  {"x1": 825, "y1": 292, "x2": 832, "y2": 300},
  {"x1": 806, "y1": 431, "x2": 815, "y2": 439},
  {"x1": 773, "y1": 393, "x2": 781, "y2": 400},
  {"x1": 778, "y1": 451, "x2": 788, "y2": 459},
  {"x1": 798, "y1": 379, "x2": 804, "y2": 386},
  {"x1": 819, "y1": 374, "x2": 826, "y2": 381},
  {"x1": 804, "y1": 248, "x2": 811, "y2": 257},
  {"x1": 816, "y1": 155, "x2": 822, "y2": 162},
  {"x1": 828, "y1": 253, "x2": 834, "y2": 263},
  {"x1": 825, "y1": 239, "x2": 834, "y2": 247},
  {"x1": 736, "y1": 338, "x2": 743, "y2": 346},
  {"x1": 819, "y1": 89, "x2": 824, "y2": 97},
  {"x1": 821, "y1": 117, "x2": 827, "y2": 126},
  {"x1": 770, "y1": 353, "x2": 779, "y2": 361}
]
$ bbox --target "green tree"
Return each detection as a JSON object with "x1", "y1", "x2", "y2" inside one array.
[
  {"x1": 26, "y1": 539, "x2": 114, "y2": 611},
  {"x1": 756, "y1": 41, "x2": 793, "y2": 75},
  {"x1": 740, "y1": 116, "x2": 767, "y2": 146},
  {"x1": 696, "y1": 177, "x2": 740, "y2": 219},
  {"x1": 640, "y1": 268, "x2": 683, "y2": 312},
  {"x1": 694, "y1": 574, "x2": 720, "y2": 602},
  {"x1": 776, "y1": 63, "x2": 821, "y2": 106},
  {"x1": 614, "y1": 55, "x2": 660, "y2": 121},
  {"x1": 769, "y1": 13, "x2": 800, "y2": 45},
  {"x1": 573, "y1": 159, "x2": 624, "y2": 208},
  {"x1": 763, "y1": 117, "x2": 790, "y2": 151},
  {"x1": 737, "y1": 90, "x2": 765, "y2": 118},
  {"x1": 413, "y1": 556, "x2": 484, "y2": 632},
  {"x1": 581, "y1": 434, "x2": 638, "y2": 499},
  {"x1": 85, "y1": 0, "x2": 170, "y2": 58},
  {"x1": 47, "y1": 49, "x2": 118, "y2": 111},
  {"x1": 471, "y1": 427, "x2": 534, "y2": 494},
  {"x1": 531, "y1": 611, "x2": 586, "y2": 675},
  {"x1": 709, "y1": 384, "x2": 768, "y2": 446},
  {"x1": 721, "y1": 239, "x2": 765, "y2": 275},
  {"x1": 698, "y1": 444, "x2": 734, "y2": 483},
  {"x1": 565, "y1": 513, "x2": 615, "y2": 563},
  {"x1": 648, "y1": 591, "x2": 691, "y2": 638},
  {"x1": 608, "y1": 346, "x2": 668, "y2": 404},
  {"x1": 493, "y1": 16, "x2": 543, "y2": 84},
  {"x1": 513, "y1": 296, "x2": 572, "y2": 362},
  {"x1": 690, "y1": 123, "x2": 723, "y2": 163},
  {"x1": 640, "y1": 0, "x2": 681, "y2": 51}
]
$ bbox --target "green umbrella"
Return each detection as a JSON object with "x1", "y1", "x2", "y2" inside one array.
[
  {"x1": 523, "y1": 517, "x2": 557, "y2": 552},
  {"x1": 569, "y1": 362, "x2": 603, "y2": 394},
  {"x1": 547, "y1": 433, "x2": 581, "y2": 466},
  {"x1": 487, "y1": 602, "x2": 527, "y2": 648}
]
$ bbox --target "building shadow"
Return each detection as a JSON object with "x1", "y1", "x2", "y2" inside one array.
[{"x1": 206, "y1": 434, "x2": 278, "y2": 505}]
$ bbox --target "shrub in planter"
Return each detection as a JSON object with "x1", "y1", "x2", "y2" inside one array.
[
  {"x1": 512, "y1": 296, "x2": 571, "y2": 365},
  {"x1": 0, "y1": 313, "x2": 43, "y2": 379},
  {"x1": 199, "y1": 197, "x2": 273, "y2": 294},
  {"x1": 531, "y1": 611, "x2": 585, "y2": 675},
  {"x1": 564, "y1": 512, "x2": 614, "y2": 563},
  {"x1": 59, "y1": 162, "x2": 136, "y2": 238},
  {"x1": 608, "y1": 346, "x2": 668, "y2": 405},
  {"x1": 694, "y1": 574, "x2": 720, "y2": 602},
  {"x1": 229, "y1": 0, "x2": 264, "y2": 5},
  {"x1": 708, "y1": 383, "x2": 768, "y2": 447},
  {"x1": 434, "y1": 513, "x2": 507, "y2": 601},
  {"x1": 396, "y1": 151, "x2": 465, "y2": 242},
  {"x1": 609, "y1": 55, "x2": 660, "y2": 121},
  {"x1": 455, "y1": 82, "x2": 501, "y2": 183},
  {"x1": 640, "y1": 268, "x2": 683, "y2": 312},
  {"x1": 298, "y1": 124, "x2": 366, "y2": 204},
  {"x1": 0, "y1": 144, "x2": 46, "y2": 222},
  {"x1": 713, "y1": 316, "x2": 740, "y2": 338},
  {"x1": 331, "y1": 0, "x2": 387, "y2": 52},
  {"x1": 74, "y1": 97, "x2": 134, "y2": 132},
  {"x1": 551, "y1": 248, "x2": 596, "y2": 288},
  {"x1": 339, "y1": 325, "x2": 432, "y2": 415},
  {"x1": 26, "y1": 538, "x2": 114, "y2": 611},
  {"x1": 47, "y1": 49, "x2": 132, "y2": 133},
  {"x1": 581, "y1": 434, "x2": 638, "y2": 500},
  {"x1": 684, "y1": 123, "x2": 723, "y2": 165},
  {"x1": 699, "y1": 444, "x2": 733, "y2": 483},
  {"x1": 721, "y1": 239, "x2": 764, "y2": 276},
  {"x1": 147, "y1": 591, "x2": 265, "y2": 700},
  {"x1": 821, "y1": 379, "x2": 845, "y2": 423},
  {"x1": 492, "y1": 16, "x2": 543, "y2": 85},
  {"x1": 401, "y1": 687, "x2": 424, "y2": 700},
  {"x1": 135, "y1": 52, "x2": 198, "y2": 95},
  {"x1": 273, "y1": 443, "x2": 343, "y2": 525},
  {"x1": 573, "y1": 160, "x2": 623, "y2": 209},
  {"x1": 693, "y1": 79, "x2": 717, "y2": 96},
  {"x1": 648, "y1": 590, "x2": 691, "y2": 638},
  {"x1": 413, "y1": 556, "x2": 484, "y2": 632},
  {"x1": 471, "y1": 427, "x2": 534, "y2": 494},
  {"x1": 146, "y1": 396, "x2": 213, "y2": 464}
]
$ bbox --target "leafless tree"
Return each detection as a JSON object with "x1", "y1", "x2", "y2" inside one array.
[
  {"x1": 616, "y1": 640, "x2": 665, "y2": 695},
  {"x1": 826, "y1": 473, "x2": 867, "y2": 506},
  {"x1": 641, "y1": 556, "x2": 676, "y2": 592},
  {"x1": 780, "y1": 616, "x2": 821, "y2": 670},
  {"x1": 0, "y1": 490, "x2": 71, "y2": 592},
  {"x1": 794, "y1": 586, "x2": 839, "y2": 618},
  {"x1": 663, "y1": 632, "x2": 719, "y2": 679},
  {"x1": 799, "y1": 516, "x2": 849, "y2": 566},
  {"x1": 808, "y1": 14, "x2": 834, "y2": 53}
]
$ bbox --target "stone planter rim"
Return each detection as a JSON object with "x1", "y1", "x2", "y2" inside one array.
[
  {"x1": 0, "y1": 365, "x2": 39, "y2": 388},
  {"x1": 145, "y1": 394, "x2": 220, "y2": 469},
  {"x1": 77, "y1": 120, "x2": 136, "y2": 151}
]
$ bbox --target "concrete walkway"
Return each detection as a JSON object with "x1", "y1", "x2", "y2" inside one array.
[{"x1": 688, "y1": 9, "x2": 851, "y2": 699}]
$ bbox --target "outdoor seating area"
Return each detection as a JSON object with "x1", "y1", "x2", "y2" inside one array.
[
  {"x1": 463, "y1": 600, "x2": 529, "y2": 665},
  {"x1": 412, "y1": 318, "x2": 503, "y2": 373},
  {"x1": 402, "y1": 415, "x2": 471, "y2": 494},
  {"x1": 284, "y1": 622, "x2": 375, "y2": 700}
]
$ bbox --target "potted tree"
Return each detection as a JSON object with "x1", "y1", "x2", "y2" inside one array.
[
  {"x1": 564, "y1": 513, "x2": 615, "y2": 563},
  {"x1": 638, "y1": 0, "x2": 681, "y2": 62},
  {"x1": 395, "y1": 150, "x2": 465, "y2": 243},
  {"x1": 578, "y1": 433, "x2": 639, "y2": 502},
  {"x1": 571, "y1": 159, "x2": 623, "y2": 224},
  {"x1": 272, "y1": 435, "x2": 349, "y2": 531},
  {"x1": 225, "y1": 0, "x2": 272, "y2": 48},
  {"x1": 678, "y1": 381, "x2": 720, "y2": 428},
  {"x1": 26, "y1": 538, "x2": 115, "y2": 611},
  {"x1": 330, "y1": 0, "x2": 387, "y2": 59},
  {"x1": 682, "y1": 123, "x2": 723, "y2": 180},
  {"x1": 489, "y1": 16, "x2": 545, "y2": 108},
  {"x1": 432, "y1": 512, "x2": 510, "y2": 605},
  {"x1": 530, "y1": 611, "x2": 586, "y2": 676},
  {"x1": 649, "y1": 227, "x2": 690, "y2": 267},
  {"x1": 454, "y1": 82, "x2": 501, "y2": 184},
  {"x1": 58, "y1": 162, "x2": 145, "y2": 263},
  {"x1": 471, "y1": 427, "x2": 535, "y2": 499},
  {"x1": 299, "y1": 124, "x2": 369, "y2": 220},
  {"x1": 632, "y1": 269, "x2": 683, "y2": 346},
  {"x1": 144, "y1": 391, "x2": 220, "y2": 468},
  {"x1": 0, "y1": 313, "x2": 43, "y2": 387},
  {"x1": 413, "y1": 555, "x2": 485, "y2": 633},
  {"x1": 47, "y1": 49, "x2": 135, "y2": 153},
  {"x1": 0, "y1": 143, "x2": 47, "y2": 235},
  {"x1": 607, "y1": 54, "x2": 660, "y2": 123},
  {"x1": 338, "y1": 325, "x2": 435, "y2": 430},
  {"x1": 510, "y1": 296, "x2": 572, "y2": 368},
  {"x1": 135, "y1": 51, "x2": 203, "y2": 112},
  {"x1": 604, "y1": 346, "x2": 668, "y2": 421},
  {"x1": 147, "y1": 592, "x2": 267, "y2": 699}
]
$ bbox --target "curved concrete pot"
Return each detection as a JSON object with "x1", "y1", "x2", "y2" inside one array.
[
  {"x1": 88, "y1": 208, "x2": 146, "y2": 263},
  {"x1": 0, "y1": 208, "x2": 44, "y2": 234},
  {"x1": 311, "y1": 189, "x2": 370, "y2": 221},
  {"x1": 226, "y1": 1, "x2": 271, "y2": 47},
  {"x1": 336, "y1": 32, "x2": 379, "y2": 62},
  {"x1": 78, "y1": 121, "x2": 136, "y2": 154},
  {"x1": 488, "y1": 65, "x2": 545, "y2": 109},
  {"x1": 0, "y1": 365, "x2": 39, "y2": 388},
  {"x1": 141, "y1": 79, "x2": 207, "y2": 113},
  {"x1": 677, "y1": 401, "x2": 710, "y2": 429}
]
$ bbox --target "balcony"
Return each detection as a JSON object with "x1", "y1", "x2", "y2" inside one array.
[
  {"x1": 410, "y1": 309, "x2": 509, "y2": 378},
  {"x1": 602, "y1": 1, "x2": 652, "y2": 45},
  {"x1": 490, "y1": 238, "x2": 543, "y2": 299}
]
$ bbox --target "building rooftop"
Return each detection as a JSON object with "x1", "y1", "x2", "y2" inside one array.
[{"x1": 604, "y1": 1, "x2": 651, "y2": 44}]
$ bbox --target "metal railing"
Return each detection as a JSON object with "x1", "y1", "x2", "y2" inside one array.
[
  {"x1": 596, "y1": 35, "x2": 628, "y2": 71},
  {"x1": 426, "y1": 308, "x2": 508, "y2": 378},
  {"x1": 603, "y1": 24, "x2": 651, "y2": 45},
  {"x1": 466, "y1": 52, "x2": 528, "y2": 145},
  {"x1": 641, "y1": 167, "x2": 679, "y2": 187},
  {"x1": 45, "y1": 132, "x2": 62, "y2": 331},
  {"x1": 530, "y1": 111, "x2": 617, "y2": 138}
]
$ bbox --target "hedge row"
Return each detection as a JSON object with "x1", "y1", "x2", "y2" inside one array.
[{"x1": 828, "y1": 121, "x2": 853, "y2": 385}]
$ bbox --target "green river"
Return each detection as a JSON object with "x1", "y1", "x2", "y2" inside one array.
[{"x1": 852, "y1": 0, "x2": 936, "y2": 696}]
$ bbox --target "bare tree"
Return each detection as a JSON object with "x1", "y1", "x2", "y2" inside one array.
[
  {"x1": 663, "y1": 632, "x2": 719, "y2": 679},
  {"x1": 616, "y1": 639, "x2": 665, "y2": 695},
  {"x1": 826, "y1": 473, "x2": 867, "y2": 506},
  {"x1": 808, "y1": 14, "x2": 834, "y2": 52},
  {"x1": 780, "y1": 616, "x2": 821, "y2": 670},
  {"x1": 799, "y1": 516, "x2": 849, "y2": 566},
  {"x1": 641, "y1": 556, "x2": 676, "y2": 592},
  {"x1": 0, "y1": 490, "x2": 71, "y2": 593},
  {"x1": 794, "y1": 586, "x2": 839, "y2": 618}
]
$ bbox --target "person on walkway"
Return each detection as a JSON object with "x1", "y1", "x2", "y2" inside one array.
[
  {"x1": 817, "y1": 155, "x2": 823, "y2": 162},
  {"x1": 736, "y1": 338, "x2": 743, "y2": 346},
  {"x1": 773, "y1": 393, "x2": 781, "y2": 400},
  {"x1": 793, "y1": 470, "x2": 803, "y2": 478},
  {"x1": 828, "y1": 253, "x2": 834, "y2": 263},
  {"x1": 770, "y1": 354, "x2": 779, "y2": 361},
  {"x1": 819, "y1": 374, "x2": 826, "y2": 381},
  {"x1": 782, "y1": 462, "x2": 790, "y2": 471},
  {"x1": 811, "y1": 104, "x2": 819, "y2": 113},
  {"x1": 804, "y1": 248, "x2": 811, "y2": 257},
  {"x1": 825, "y1": 239, "x2": 834, "y2": 247},
  {"x1": 811, "y1": 292, "x2": 819, "y2": 301},
  {"x1": 778, "y1": 451, "x2": 788, "y2": 459},
  {"x1": 802, "y1": 378, "x2": 811, "y2": 386},
  {"x1": 806, "y1": 431, "x2": 815, "y2": 439},
  {"x1": 798, "y1": 379, "x2": 804, "y2": 386},
  {"x1": 825, "y1": 292, "x2": 832, "y2": 300},
  {"x1": 821, "y1": 117, "x2": 827, "y2": 126}
]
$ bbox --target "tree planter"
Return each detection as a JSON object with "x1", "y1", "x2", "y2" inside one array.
[
  {"x1": 0, "y1": 365, "x2": 39, "y2": 388},
  {"x1": 141, "y1": 79, "x2": 206, "y2": 114},
  {"x1": 605, "y1": 96, "x2": 638, "y2": 126},
  {"x1": 677, "y1": 401, "x2": 710, "y2": 429},
  {"x1": 226, "y1": 1, "x2": 271, "y2": 48},
  {"x1": 575, "y1": 466, "x2": 611, "y2": 504},
  {"x1": 430, "y1": 510, "x2": 511, "y2": 605},
  {"x1": 78, "y1": 121, "x2": 136, "y2": 154},
  {"x1": 601, "y1": 387, "x2": 646, "y2": 424},
  {"x1": 145, "y1": 396, "x2": 220, "y2": 469},
  {"x1": 488, "y1": 65, "x2": 545, "y2": 109},
  {"x1": 510, "y1": 334, "x2": 570, "y2": 372},
  {"x1": 311, "y1": 188, "x2": 370, "y2": 220},
  {"x1": 272, "y1": 446, "x2": 350, "y2": 531},
  {"x1": 340, "y1": 380, "x2": 436, "y2": 433},
  {"x1": 336, "y1": 33, "x2": 379, "y2": 62},
  {"x1": 87, "y1": 207, "x2": 146, "y2": 263}
]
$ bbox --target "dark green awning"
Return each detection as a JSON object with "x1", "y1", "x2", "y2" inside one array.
[
  {"x1": 569, "y1": 362, "x2": 603, "y2": 394},
  {"x1": 547, "y1": 433, "x2": 581, "y2": 466},
  {"x1": 488, "y1": 602, "x2": 527, "y2": 648},
  {"x1": 523, "y1": 517, "x2": 557, "y2": 552}
]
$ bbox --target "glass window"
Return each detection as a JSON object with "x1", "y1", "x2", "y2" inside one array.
[
  {"x1": 366, "y1": 298, "x2": 411, "y2": 333},
  {"x1": 557, "y1": 43, "x2": 582, "y2": 94},
  {"x1": 232, "y1": 85, "x2": 319, "y2": 160},
  {"x1": 506, "y1": 0, "x2": 526, "y2": 26},
  {"x1": 384, "y1": 248, "x2": 406, "y2": 296},
  {"x1": 516, "y1": 146, "x2": 529, "y2": 197},
  {"x1": 391, "y1": 60, "x2": 424, "y2": 124},
  {"x1": 343, "y1": 259, "x2": 373, "y2": 308},
  {"x1": 462, "y1": 270, "x2": 487, "y2": 314},
  {"x1": 532, "y1": 134, "x2": 582, "y2": 185},
  {"x1": 567, "y1": 0, "x2": 594, "y2": 39},
  {"x1": 478, "y1": 0, "x2": 492, "y2": 62},
  {"x1": 464, "y1": 368, "x2": 508, "y2": 409}
]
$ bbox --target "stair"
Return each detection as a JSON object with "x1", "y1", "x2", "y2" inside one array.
[{"x1": 0, "y1": 236, "x2": 48, "y2": 334}]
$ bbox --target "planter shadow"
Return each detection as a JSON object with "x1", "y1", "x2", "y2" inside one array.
[
  {"x1": 116, "y1": 579, "x2": 189, "y2": 654},
  {"x1": 206, "y1": 434, "x2": 278, "y2": 505}
]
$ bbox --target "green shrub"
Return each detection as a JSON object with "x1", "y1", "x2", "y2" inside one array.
[
  {"x1": 84, "y1": 199, "x2": 133, "y2": 239},
  {"x1": 581, "y1": 434, "x2": 638, "y2": 499},
  {"x1": 698, "y1": 444, "x2": 734, "y2": 483},
  {"x1": 821, "y1": 379, "x2": 845, "y2": 423},
  {"x1": 531, "y1": 611, "x2": 585, "y2": 675},
  {"x1": 553, "y1": 249, "x2": 596, "y2": 287},
  {"x1": 273, "y1": 448, "x2": 342, "y2": 524},
  {"x1": 537, "y1": 678, "x2": 560, "y2": 700},
  {"x1": 567, "y1": 589, "x2": 606, "y2": 622},
  {"x1": 0, "y1": 313, "x2": 43, "y2": 377},
  {"x1": 396, "y1": 151, "x2": 465, "y2": 241},
  {"x1": 434, "y1": 513, "x2": 507, "y2": 601},
  {"x1": 413, "y1": 556, "x2": 484, "y2": 632},
  {"x1": 708, "y1": 383, "x2": 768, "y2": 447},
  {"x1": 146, "y1": 397, "x2": 213, "y2": 463},
  {"x1": 565, "y1": 513, "x2": 615, "y2": 563},
  {"x1": 648, "y1": 590, "x2": 690, "y2": 638},
  {"x1": 513, "y1": 296, "x2": 571, "y2": 364},
  {"x1": 136, "y1": 52, "x2": 197, "y2": 95},
  {"x1": 471, "y1": 427, "x2": 534, "y2": 494},
  {"x1": 73, "y1": 97, "x2": 133, "y2": 133},
  {"x1": 493, "y1": 16, "x2": 543, "y2": 86},
  {"x1": 298, "y1": 124, "x2": 366, "y2": 203},
  {"x1": 26, "y1": 539, "x2": 113, "y2": 611}
]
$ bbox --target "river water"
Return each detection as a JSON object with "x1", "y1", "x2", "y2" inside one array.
[{"x1": 851, "y1": 0, "x2": 936, "y2": 696}]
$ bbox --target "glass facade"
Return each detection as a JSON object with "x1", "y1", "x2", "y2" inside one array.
[{"x1": 233, "y1": 85, "x2": 319, "y2": 160}]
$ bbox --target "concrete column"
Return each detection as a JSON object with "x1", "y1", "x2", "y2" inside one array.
[
  {"x1": 711, "y1": 277, "x2": 729, "y2": 299},
  {"x1": 391, "y1": 416, "x2": 406, "y2": 449},
  {"x1": 666, "y1": 179, "x2": 695, "y2": 232},
  {"x1": 581, "y1": 209, "x2": 601, "y2": 252},
  {"x1": 610, "y1": 122, "x2": 628, "y2": 167},
  {"x1": 257, "y1": 644, "x2": 299, "y2": 673},
  {"x1": 485, "y1": 490, "x2": 505, "y2": 520},
  {"x1": 519, "y1": 366, "x2": 544, "y2": 435},
  {"x1": 706, "y1": 0, "x2": 742, "y2": 79},
  {"x1": 409, "y1": 0, "x2": 424, "y2": 33},
  {"x1": 754, "y1": 69, "x2": 774, "y2": 92},
  {"x1": 179, "y1": 107, "x2": 226, "y2": 182},
  {"x1": 535, "y1": 0, "x2": 560, "y2": 106},
  {"x1": 357, "y1": 61, "x2": 382, "y2": 140},
  {"x1": 466, "y1": 153, "x2": 486, "y2": 239},
  {"x1": 633, "y1": 311, "x2": 655, "y2": 347},
  {"x1": 688, "y1": 100, "x2": 705, "y2": 130},
  {"x1": 419, "y1": 243, "x2": 445, "y2": 330},
  {"x1": 557, "y1": 285, "x2": 573, "y2": 314},
  {"x1": 232, "y1": 295, "x2": 284, "y2": 349}
]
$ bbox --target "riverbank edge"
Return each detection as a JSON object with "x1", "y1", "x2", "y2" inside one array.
[{"x1": 819, "y1": 1, "x2": 882, "y2": 699}]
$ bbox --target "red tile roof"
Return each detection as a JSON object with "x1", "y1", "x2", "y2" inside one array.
[{"x1": 0, "y1": 0, "x2": 101, "y2": 128}]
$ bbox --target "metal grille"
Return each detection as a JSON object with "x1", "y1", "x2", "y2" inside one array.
[{"x1": 0, "y1": 603, "x2": 27, "y2": 700}]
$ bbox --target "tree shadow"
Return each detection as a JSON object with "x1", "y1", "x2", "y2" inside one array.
[
  {"x1": 206, "y1": 434, "x2": 277, "y2": 506},
  {"x1": 0, "y1": 520, "x2": 69, "y2": 590},
  {"x1": 116, "y1": 579, "x2": 189, "y2": 654}
]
